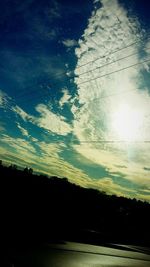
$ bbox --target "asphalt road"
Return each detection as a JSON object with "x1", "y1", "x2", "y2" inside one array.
[{"x1": 5, "y1": 242, "x2": 150, "y2": 267}]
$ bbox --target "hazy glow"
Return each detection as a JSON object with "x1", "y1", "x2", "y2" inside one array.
[{"x1": 112, "y1": 104, "x2": 143, "y2": 141}]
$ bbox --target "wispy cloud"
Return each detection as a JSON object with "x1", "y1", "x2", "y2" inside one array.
[
  {"x1": 46, "y1": 0, "x2": 61, "y2": 20},
  {"x1": 59, "y1": 88, "x2": 71, "y2": 108},
  {"x1": 13, "y1": 103, "x2": 72, "y2": 136},
  {"x1": 34, "y1": 104, "x2": 72, "y2": 135},
  {"x1": 0, "y1": 90, "x2": 10, "y2": 109},
  {"x1": 0, "y1": 124, "x2": 5, "y2": 132},
  {"x1": 0, "y1": 134, "x2": 36, "y2": 165},
  {"x1": 0, "y1": 131, "x2": 149, "y2": 201},
  {"x1": 0, "y1": 133, "x2": 91, "y2": 187},
  {"x1": 62, "y1": 39, "x2": 78, "y2": 49},
  {"x1": 17, "y1": 122, "x2": 29, "y2": 137},
  {"x1": 12, "y1": 105, "x2": 33, "y2": 121}
]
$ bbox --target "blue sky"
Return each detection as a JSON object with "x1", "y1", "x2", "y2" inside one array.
[{"x1": 0, "y1": 0, "x2": 150, "y2": 201}]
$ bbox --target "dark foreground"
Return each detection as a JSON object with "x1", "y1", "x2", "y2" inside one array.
[
  {"x1": 4, "y1": 242, "x2": 150, "y2": 267},
  {"x1": 1, "y1": 163, "x2": 150, "y2": 266},
  {"x1": 1, "y1": 163, "x2": 150, "y2": 247}
]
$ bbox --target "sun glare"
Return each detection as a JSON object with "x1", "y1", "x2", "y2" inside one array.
[{"x1": 112, "y1": 104, "x2": 143, "y2": 141}]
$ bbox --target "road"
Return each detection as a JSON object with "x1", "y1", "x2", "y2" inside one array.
[{"x1": 6, "y1": 241, "x2": 150, "y2": 267}]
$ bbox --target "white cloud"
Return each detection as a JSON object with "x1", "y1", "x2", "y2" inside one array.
[
  {"x1": 0, "y1": 134, "x2": 37, "y2": 165},
  {"x1": 142, "y1": 39, "x2": 150, "y2": 72},
  {"x1": 62, "y1": 39, "x2": 78, "y2": 48},
  {"x1": 12, "y1": 103, "x2": 72, "y2": 136},
  {"x1": 59, "y1": 88, "x2": 71, "y2": 108},
  {"x1": 35, "y1": 104, "x2": 72, "y2": 135},
  {"x1": 0, "y1": 134, "x2": 92, "y2": 188},
  {"x1": 0, "y1": 132, "x2": 149, "y2": 201},
  {"x1": 17, "y1": 122, "x2": 29, "y2": 137},
  {"x1": 72, "y1": 0, "x2": 150, "y2": 191}
]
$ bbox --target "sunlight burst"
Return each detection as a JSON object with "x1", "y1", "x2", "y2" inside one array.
[{"x1": 111, "y1": 104, "x2": 143, "y2": 141}]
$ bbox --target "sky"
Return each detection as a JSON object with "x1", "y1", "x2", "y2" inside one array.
[{"x1": 0, "y1": 0, "x2": 150, "y2": 201}]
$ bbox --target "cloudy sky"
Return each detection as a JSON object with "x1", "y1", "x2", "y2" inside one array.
[{"x1": 0, "y1": 0, "x2": 150, "y2": 201}]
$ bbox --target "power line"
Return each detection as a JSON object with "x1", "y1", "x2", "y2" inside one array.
[
  {"x1": 13, "y1": 57, "x2": 150, "y2": 105},
  {"x1": 91, "y1": 88, "x2": 136, "y2": 101},
  {"x1": 14, "y1": 40, "x2": 144, "y2": 101},
  {"x1": 28, "y1": 139, "x2": 150, "y2": 144},
  {"x1": 76, "y1": 140, "x2": 150, "y2": 143},
  {"x1": 76, "y1": 39, "x2": 141, "y2": 69},
  {"x1": 14, "y1": 47, "x2": 149, "y2": 102},
  {"x1": 13, "y1": 31, "x2": 147, "y2": 101},
  {"x1": 12, "y1": 12, "x2": 127, "y2": 93},
  {"x1": 19, "y1": 43, "x2": 150, "y2": 102},
  {"x1": 78, "y1": 58, "x2": 150, "y2": 85},
  {"x1": 78, "y1": 47, "x2": 150, "y2": 77},
  {"x1": 76, "y1": 6, "x2": 143, "y2": 70}
]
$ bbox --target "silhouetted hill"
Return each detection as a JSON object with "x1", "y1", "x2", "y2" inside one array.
[{"x1": 1, "y1": 162, "x2": 150, "y2": 248}]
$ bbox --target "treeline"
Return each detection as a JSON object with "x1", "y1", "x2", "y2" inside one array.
[{"x1": 1, "y1": 161, "x2": 150, "y2": 247}]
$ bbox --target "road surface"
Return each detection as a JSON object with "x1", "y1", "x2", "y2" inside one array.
[{"x1": 6, "y1": 241, "x2": 150, "y2": 267}]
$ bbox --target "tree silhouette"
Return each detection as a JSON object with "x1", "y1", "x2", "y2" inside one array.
[
  {"x1": 1, "y1": 160, "x2": 150, "y2": 248},
  {"x1": 24, "y1": 167, "x2": 33, "y2": 174}
]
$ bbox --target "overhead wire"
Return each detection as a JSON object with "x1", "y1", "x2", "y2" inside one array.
[
  {"x1": 4, "y1": 14, "x2": 150, "y2": 145},
  {"x1": 14, "y1": 39, "x2": 146, "y2": 101},
  {"x1": 78, "y1": 57, "x2": 150, "y2": 85},
  {"x1": 1, "y1": 9, "x2": 149, "y2": 104},
  {"x1": 13, "y1": 19, "x2": 148, "y2": 102},
  {"x1": 77, "y1": 46, "x2": 150, "y2": 77},
  {"x1": 1, "y1": 13, "x2": 150, "y2": 145},
  {"x1": 76, "y1": 39, "x2": 142, "y2": 69},
  {"x1": 52, "y1": 140, "x2": 150, "y2": 144},
  {"x1": 13, "y1": 57, "x2": 150, "y2": 107},
  {"x1": 13, "y1": 45, "x2": 150, "y2": 103},
  {"x1": 76, "y1": 7, "x2": 143, "y2": 70}
]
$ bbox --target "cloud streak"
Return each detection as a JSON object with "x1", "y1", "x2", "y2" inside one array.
[
  {"x1": 0, "y1": 90, "x2": 11, "y2": 109},
  {"x1": 62, "y1": 39, "x2": 78, "y2": 48},
  {"x1": 13, "y1": 103, "x2": 72, "y2": 136},
  {"x1": 59, "y1": 88, "x2": 72, "y2": 108},
  {"x1": 17, "y1": 122, "x2": 29, "y2": 137},
  {"x1": 35, "y1": 104, "x2": 72, "y2": 135}
]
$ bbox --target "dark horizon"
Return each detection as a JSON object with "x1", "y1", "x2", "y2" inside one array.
[
  {"x1": 1, "y1": 159, "x2": 149, "y2": 204},
  {"x1": 1, "y1": 161, "x2": 150, "y2": 249}
]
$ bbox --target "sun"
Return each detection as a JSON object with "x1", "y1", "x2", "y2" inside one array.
[{"x1": 111, "y1": 104, "x2": 143, "y2": 141}]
